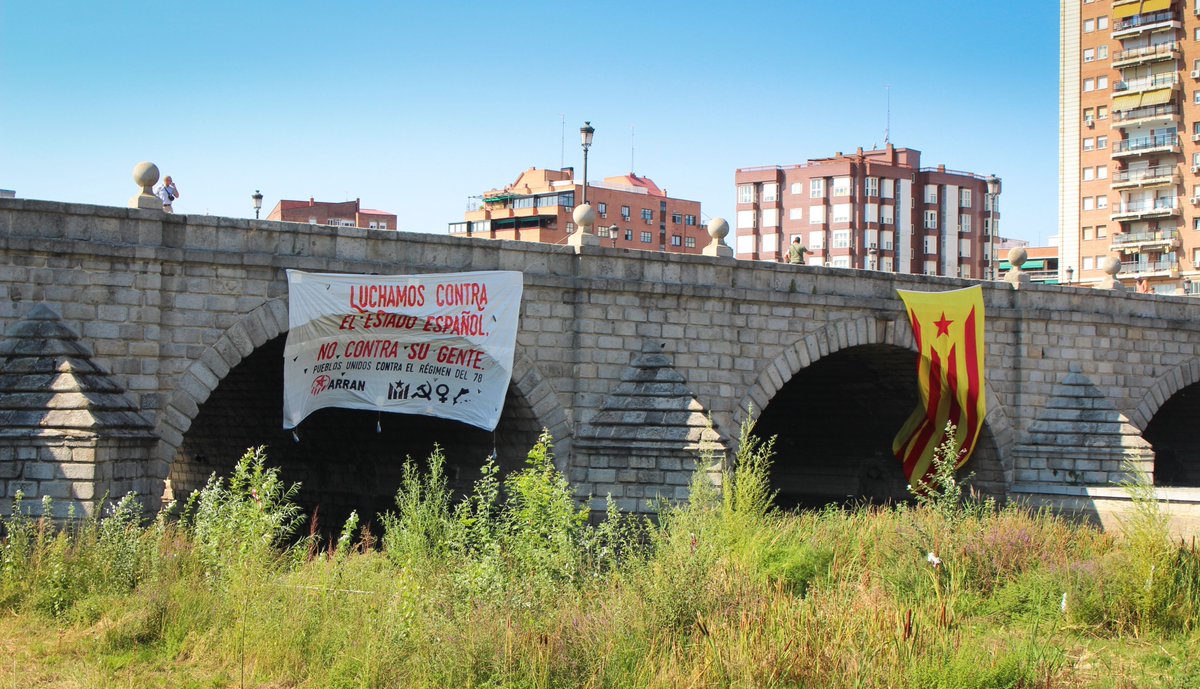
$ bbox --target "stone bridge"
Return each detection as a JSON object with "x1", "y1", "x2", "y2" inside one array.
[{"x1": 2, "y1": 198, "x2": 1199, "y2": 533}]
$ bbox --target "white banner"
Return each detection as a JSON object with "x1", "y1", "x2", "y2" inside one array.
[{"x1": 282, "y1": 270, "x2": 523, "y2": 431}]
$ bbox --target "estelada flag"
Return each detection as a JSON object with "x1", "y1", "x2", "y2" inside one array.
[{"x1": 892, "y1": 286, "x2": 986, "y2": 489}]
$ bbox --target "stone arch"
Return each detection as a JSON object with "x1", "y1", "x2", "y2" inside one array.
[
  {"x1": 156, "y1": 297, "x2": 573, "y2": 488},
  {"x1": 731, "y1": 315, "x2": 1016, "y2": 493},
  {"x1": 1128, "y1": 357, "x2": 1200, "y2": 432}
]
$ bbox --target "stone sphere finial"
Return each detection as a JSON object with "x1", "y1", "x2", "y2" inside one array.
[
  {"x1": 702, "y1": 217, "x2": 733, "y2": 258},
  {"x1": 707, "y1": 217, "x2": 729, "y2": 241},
  {"x1": 1098, "y1": 255, "x2": 1126, "y2": 291},
  {"x1": 1101, "y1": 256, "x2": 1121, "y2": 277},
  {"x1": 128, "y1": 161, "x2": 163, "y2": 210},
  {"x1": 572, "y1": 203, "x2": 595, "y2": 229},
  {"x1": 132, "y1": 161, "x2": 159, "y2": 189},
  {"x1": 1007, "y1": 246, "x2": 1028, "y2": 269}
]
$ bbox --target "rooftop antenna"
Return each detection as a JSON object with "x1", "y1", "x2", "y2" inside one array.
[
  {"x1": 630, "y1": 124, "x2": 635, "y2": 174},
  {"x1": 560, "y1": 113, "x2": 565, "y2": 169},
  {"x1": 884, "y1": 85, "x2": 891, "y2": 146}
]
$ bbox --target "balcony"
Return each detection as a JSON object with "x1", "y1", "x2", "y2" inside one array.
[
  {"x1": 1111, "y1": 164, "x2": 1179, "y2": 188},
  {"x1": 1111, "y1": 102, "x2": 1179, "y2": 128},
  {"x1": 1120, "y1": 258, "x2": 1178, "y2": 276},
  {"x1": 1111, "y1": 40, "x2": 1179, "y2": 67},
  {"x1": 1112, "y1": 133, "x2": 1179, "y2": 157},
  {"x1": 1113, "y1": 11, "x2": 1181, "y2": 38},
  {"x1": 1109, "y1": 228, "x2": 1181, "y2": 252},
  {"x1": 1112, "y1": 73, "x2": 1179, "y2": 94},
  {"x1": 1110, "y1": 197, "x2": 1179, "y2": 221}
]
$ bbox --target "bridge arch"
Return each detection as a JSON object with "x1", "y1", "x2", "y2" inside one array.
[
  {"x1": 158, "y1": 298, "x2": 573, "y2": 519},
  {"x1": 1130, "y1": 357, "x2": 1200, "y2": 486},
  {"x1": 732, "y1": 315, "x2": 1014, "y2": 506}
]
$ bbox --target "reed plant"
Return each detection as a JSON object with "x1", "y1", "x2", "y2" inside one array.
[{"x1": 1, "y1": 418, "x2": 1198, "y2": 687}]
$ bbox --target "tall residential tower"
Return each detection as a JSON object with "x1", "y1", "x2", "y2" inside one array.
[{"x1": 1062, "y1": 0, "x2": 1199, "y2": 293}]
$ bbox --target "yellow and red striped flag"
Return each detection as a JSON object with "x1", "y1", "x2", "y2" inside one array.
[{"x1": 892, "y1": 286, "x2": 986, "y2": 489}]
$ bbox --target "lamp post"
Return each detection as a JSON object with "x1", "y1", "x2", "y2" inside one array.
[
  {"x1": 252, "y1": 190, "x2": 263, "y2": 219},
  {"x1": 1066, "y1": 266, "x2": 1074, "y2": 285},
  {"x1": 986, "y1": 175, "x2": 1001, "y2": 279},
  {"x1": 580, "y1": 121, "x2": 594, "y2": 205},
  {"x1": 868, "y1": 246, "x2": 878, "y2": 271}
]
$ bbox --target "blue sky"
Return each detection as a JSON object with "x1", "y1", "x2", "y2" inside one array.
[{"x1": 1, "y1": 1, "x2": 1060, "y2": 244}]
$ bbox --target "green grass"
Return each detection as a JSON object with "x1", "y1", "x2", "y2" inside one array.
[{"x1": 1, "y1": 426, "x2": 1199, "y2": 688}]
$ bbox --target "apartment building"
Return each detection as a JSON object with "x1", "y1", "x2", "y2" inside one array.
[
  {"x1": 449, "y1": 167, "x2": 707, "y2": 254},
  {"x1": 266, "y1": 198, "x2": 396, "y2": 230},
  {"x1": 734, "y1": 145, "x2": 1000, "y2": 277},
  {"x1": 1062, "y1": 0, "x2": 1200, "y2": 294}
]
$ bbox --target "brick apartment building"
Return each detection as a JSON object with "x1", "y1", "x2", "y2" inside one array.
[
  {"x1": 266, "y1": 198, "x2": 397, "y2": 230},
  {"x1": 734, "y1": 145, "x2": 1000, "y2": 277},
  {"x1": 1061, "y1": 0, "x2": 1200, "y2": 294},
  {"x1": 449, "y1": 167, "x2": 708, "y2": 254}
]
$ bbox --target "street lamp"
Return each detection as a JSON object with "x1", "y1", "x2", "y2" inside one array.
[
  {"x1": 868, "y1": 246, "x2": 879, "y2": 271},
  {"x1": 986, "y1": 175, "x2": 1001, "y2": 279},
  {"x1": 1066, "y1": 266, "x2": 1074, "y2": 285},
  {"x1": 580, "y1": 121, "x2": 594, "y2": 205},
  {"x1": 252, "y1": 190, "x2": 264, "y2": 219}
]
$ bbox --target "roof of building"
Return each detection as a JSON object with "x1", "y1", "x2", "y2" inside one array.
[{"x1": 602, "y1": 173, "x2": 665, "y2": 197}]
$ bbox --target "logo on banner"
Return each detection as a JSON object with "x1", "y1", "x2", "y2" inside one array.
[{"x1": 311, "y1": 375, "x2": 331, "y2": 395}]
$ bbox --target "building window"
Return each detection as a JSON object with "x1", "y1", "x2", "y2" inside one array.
[
  {"x1": 1097, "y1": 16, "x2": 1107, "y2": 30},
  {"x1": 379, "y1": 222, "x2": 388, "y2": 230},
  {"x1": 685, "y1": 236, "x2": 696, "y2": 248},
  {"x1": 1083, "y1": 197, "x2": 1094, "y2": 211},
  {"x1": 960, "y1": 189, "x2": 972, "y2": 208},
  {"x1": 1097, "y1": 105, "x2": 1107, "y2": 119},
  {"x1": 1096, "y1": 136, "x2": 1106, "y2": 149},
  {"x1": 924, "y1": 237, "x2": 938, "y2": 255},
  {"x1": 880, "y1": 204, "x2": 894, "y2": 225},
  {"x1": 924, "y1": 185, "x2": 938, "y2": 204},
  {"x1": 959, "y1": 238, "x2": 972, "y2": 257},
  {"x1": 368, "y1": 222, "x2": 378, "y2": 229},
  {"x1": 790, "y1": 207, "x2": 803, "y2": 220},
  {"x1": 1098, "y1": 45, "x2": 1108, "y2": 60},
  {"x1": 1096, "y1": 224, "x2": 1107, "y2": 238},
  {"x1": 809, "y1": 205, "x2": 826, "y2": 224},
  {"x1": 597, "y1": 225, "x2": 610, "y2": 238},
  {"x1": 832, "y1": 176, "x2": 851, "y2": 196},
  {"x1": 1096, "y1": 195, "x2": 1107, "y2": 209},
  {"x1": 1083, "y1": 167, "x2": 1095, "y2": 181},
  {"x1": 641, "y1": 209, "x2": 653, "y2": 224},
  {"x1": 1083, "y1": 107, "x2": 1093, "y2": 122},
  {"x1": 1097, "y1": 165, "x2": 1107, "y2": 179},
  {"x1": 1097, "y1": 76, "x2": 1108, "y2": 90},
  {"x1": 832, "y1": 256, "x2": 850, "y2": 268},
  {"x1": 962, "y1": 265, "x2": 972, "y2": 278},
  {"x1": 685, "y1": 214, "x2": 696, "y2": 226},
  {"x1": 864, "y1": 203, "x2": 879, "y2": 223},
  {"x1": 1083, "y1": 48, "x2": 1095, "y2": 62},
  {"x1": 881, "y1": 230, "x2": 894, "y2": 250},
  {"x1": 672, "y1": 212, "x2": 682, "y2": 224},
  {"x1": 737, "y1": 185, "x2": 755, "y2": 203},
  {"x1": 832, "y1": 203, "x2": 852, "y2": 223},
  {"x1": 1083, "y1": 18, "x2": 1094, "y2": 32},
  {"x1": 923, "y1": 210, "x2": 938, "y2": 229},
  {"x1": 881, "y1": 178, "x2": 895, "y2": 199},
  {"x1": 671, "y1": 234, "x2": 682, "y2": 246},
  {"x1": 790, "y1": 181, "x2": 804, "y2": 195},
  {"x1": 810, "y1": 178, "x2": 825, "y2": 198},
  {"x1": 960, "y1": 215, "x2": 971, "y2": 233},
  {"x1": 762, "y1": 183, "x2": 778, "y2": 202},
  {"x1": 597, "y1": 202, "x2": 607, "y2": 218},
  {"x1": 865, "y1": 177, "x2": 879, "y2": 197},
  {"x1": 1083, "y1": 78, "x2": 1094, "y2": 92},
  {"x1": 1083, "y1": 256, "x2": 1095, "y2": 271},
  {"x1": 621, "y1": 205, "x2": 630, "y2": 220},
  {"x1": 736, "y1": 210, "x2": 756, "y2": 229},
  {"x1": 625, "y1": 229, "x2": 633, "y2": 241},
  {"x1": 1083, "y1": 137, "x2": 1094, "y2": 151},
  {"x1": 640, "y1": 231, "x2": 652, "y2": 243},
  {"x1": 809, "y1": 231, "x2": 824, "y2": 250},
  {"x1": 762, "y1": 208, "x2": 779, "y2": 227},
  {"x1": 1083, "y1": 226, "x2": 1094, "y2": 240}
]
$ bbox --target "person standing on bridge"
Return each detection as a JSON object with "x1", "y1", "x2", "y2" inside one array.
[
  {"x1": 156, "y1": 176, "x2": 180, "y2": 214},
  {"x1": 787, "y1": 236, "x2": 809, "y2": 265}
]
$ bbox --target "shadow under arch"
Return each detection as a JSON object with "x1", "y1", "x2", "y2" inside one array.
[
  {"x1": 1132, "y1": 358, "x2": 1200, "y2": 486},
  {"x1": 736, "y1": 317, "x2": 1013, "y2": 508},
  {"x1": 162, "y1": 300, "x2": 572, "y2": 527}
]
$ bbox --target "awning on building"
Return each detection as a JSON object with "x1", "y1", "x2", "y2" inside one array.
[
  {"x1": 1112, "y1": 93, "x2": 1143, "y2": 111},
  {"x1": 1113, "y1": 2, "x2": 1142, "y2": 18},
  {"x1": 1140, "y1": 0, "x2": 1171, "y2": 13},
  {"x1": 1140, "y1": 88, "x2": 1173, "y2": 106}
]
